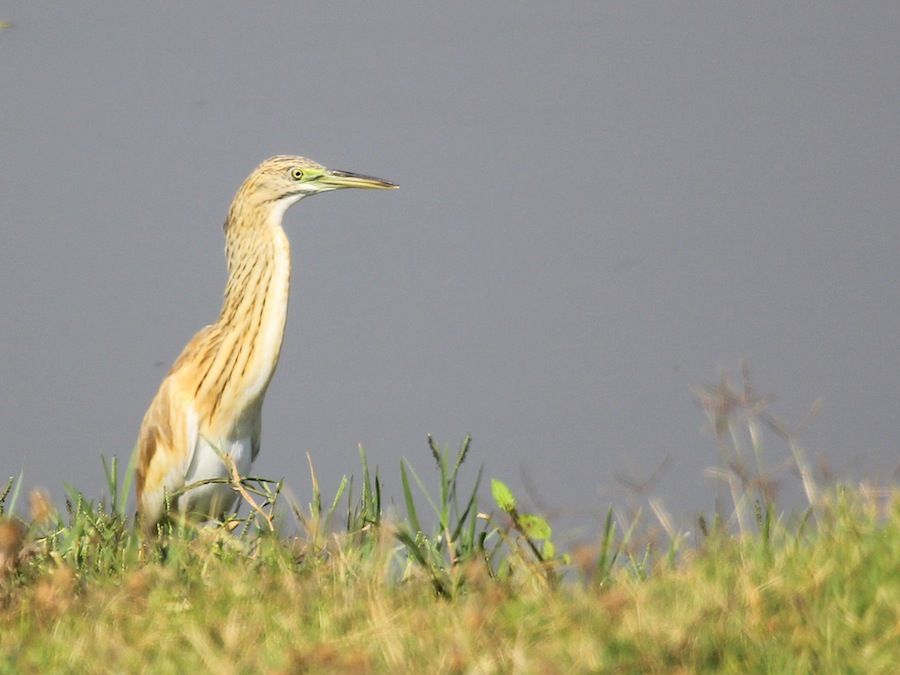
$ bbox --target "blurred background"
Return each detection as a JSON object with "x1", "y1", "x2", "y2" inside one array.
[{"x1": 1, "y1": 4, "x2": 898, "y2": 531}]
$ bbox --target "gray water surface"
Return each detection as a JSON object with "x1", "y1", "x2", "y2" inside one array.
[{"x1": 1, "y1": 4, "x2": 898, "y2": 529}]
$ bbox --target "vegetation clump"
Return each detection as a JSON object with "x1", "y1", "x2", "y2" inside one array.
[{"x1": 1, "y1": 372, "x2": 897, "y2": 672}]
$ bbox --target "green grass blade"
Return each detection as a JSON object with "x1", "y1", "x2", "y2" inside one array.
[
  {"x1": 374, "y1": 469, "x2": 382, "y2": 523},
  {"x1": 404, "y1": 460, "x2": 441, "y2": 521},
  {"x1": 101, "y1": 454, "x2": 117, "y2": 512},
  {"x1": 597, "y1": 506, "x2": 618, "y2": 578},
  {"x1": 0, "y1": 475, "x2": 16, "y2": 516},
  {"x1": 345, "y1": 476, "x2": 354, "y2": 531},
  {"x1": 427, "y1": 435, "x2": 450, "y2": 527},
  {"x1": 450, "y1": 464, "x2": 483, "y2": 544},
  {"x1": 450, "y1": 434, "x2": 472, "y2": 485},
  {"x1": 401, "y1": 460, "x2": 423, "y2": 536},
  {"x1": 359, "y1": 446, "x2": 370, "y2": 508},
  {"x1": 5, "y1": 472, "x2": 23, "y2": 518},
  {"x1": 118, "y1": 446, "x2": 138, "y2": 518},
  {"x1": 325, "y1": 475, "x2": 349, "y2": 532}
]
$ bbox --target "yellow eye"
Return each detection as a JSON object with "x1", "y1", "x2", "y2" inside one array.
[{"x1": 290, "y1": 168, "x2": 304, "y2": 180}]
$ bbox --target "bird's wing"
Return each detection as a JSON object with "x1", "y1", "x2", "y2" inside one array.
[{"x1": 136, "y1": 326, "x2": 214, "y2": 526}]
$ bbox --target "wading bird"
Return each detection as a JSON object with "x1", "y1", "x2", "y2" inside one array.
[{"x1": 135, "y1": 156, "x2": 397, "y2": 528}]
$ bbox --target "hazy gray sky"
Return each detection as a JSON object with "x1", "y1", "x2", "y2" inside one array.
[{"x1": 2, "y1": 4, "x2": 898, "y2": 527}]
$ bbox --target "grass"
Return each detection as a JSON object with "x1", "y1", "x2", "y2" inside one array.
[{"x1": 1, "y1": 370, "x2": 898, "y2": 673}]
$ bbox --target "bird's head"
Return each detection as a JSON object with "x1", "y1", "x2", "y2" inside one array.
[{"x1": 232, "y1": 155, "x2": 397, "y2": 217}]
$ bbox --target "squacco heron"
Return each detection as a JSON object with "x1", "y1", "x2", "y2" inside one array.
[{"x1": 135, "y1": 155, "x2": 397, "y2": 528}]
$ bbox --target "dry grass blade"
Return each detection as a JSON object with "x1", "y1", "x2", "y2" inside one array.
[{"x1": 223, "y1": 454, "x2": 274, "y2": 532}]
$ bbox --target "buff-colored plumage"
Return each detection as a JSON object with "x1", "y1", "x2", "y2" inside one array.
[{"x1": 135, "y1": 156, "x2": 396, "y2": 528}]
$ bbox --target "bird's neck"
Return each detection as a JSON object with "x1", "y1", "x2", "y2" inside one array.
[{"x1": 202, "y1": 204, "x2": 292, "y2": 425}]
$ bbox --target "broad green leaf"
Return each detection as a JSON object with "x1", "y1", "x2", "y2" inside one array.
[
  {"x1": 518, "y1": 514, "x2": 552, "y2": 540},
  {"x1": 542, "y1": 539, "x2": 556, "y2": 560},
  {"x1": 491, "y1": 479, "x2": 516, "y2": 512}
]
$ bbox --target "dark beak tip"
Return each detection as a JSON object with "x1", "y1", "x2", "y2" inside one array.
[{"x1": 332, "y1": 169, "x2": 397, "y2": 186}]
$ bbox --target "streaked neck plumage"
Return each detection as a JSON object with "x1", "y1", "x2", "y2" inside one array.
[{"x1": 192, "y1": 194, "x2": 296, "y2": 431}]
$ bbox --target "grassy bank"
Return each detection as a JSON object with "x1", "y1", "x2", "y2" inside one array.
[
  {"x1": 1, "y1": 465, "x2": 897, "y2": 673},
  {"x1": 1, "y1": 374, "x2": 898, "y2": 672}
]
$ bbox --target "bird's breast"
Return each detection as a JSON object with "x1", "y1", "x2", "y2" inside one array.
[{"x1": 181, "y1": 432, "x2": 254, "y2": 517}]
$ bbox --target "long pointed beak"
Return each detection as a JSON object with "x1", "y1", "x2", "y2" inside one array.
[{"x1": 319, "y1": 169, "x2": 398, "y2": 190}]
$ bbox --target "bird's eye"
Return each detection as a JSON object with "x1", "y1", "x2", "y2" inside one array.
[{"x1": 290, "y1": 168, "x2": 304, "y2": 181}]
